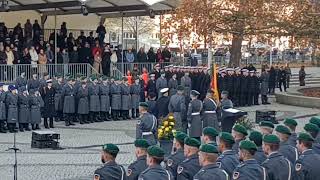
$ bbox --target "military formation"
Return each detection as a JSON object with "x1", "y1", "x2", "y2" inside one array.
[{"x1": 95, "y1": 115, "x2": 320, "y2": 180}]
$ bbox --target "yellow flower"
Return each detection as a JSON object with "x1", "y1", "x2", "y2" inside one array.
[
  {"x1": 168, "y1": 116, "x2": 174, "y2": 120},
  {"x1": 169, "y1": 122, "x2": 175, "y2": 126},
  {"x1": 158, "y1": 129, "x2": 163, "y2": 133},
  {"x1": 163, "y1": 121, "x2": 169, "y2": 126},
  {"x1": 165, "y1": 127, "x2": 170, "y2": 132}
]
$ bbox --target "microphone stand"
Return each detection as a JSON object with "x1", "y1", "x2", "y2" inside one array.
[{"x1": 6, "y1": 131, "x2": 20, "y2": 180}]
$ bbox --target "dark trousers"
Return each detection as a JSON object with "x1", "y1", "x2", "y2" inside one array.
[
  {"x1": 254, "y1": 93, "x2": 259, "y2": 105},
  {"x1": 64, "y1": 113, "x2": 75, "y2": 125},
  {"x1": 279, "y1": 81, "x2": 287, "y2": 92},
  {"x1": 43, "y1": 117, "x2": 54, "y2": 128},
  {"x1": 89, "y1": 112, "x2": 100, "y2": 122},
  {"x1": 79, "y1": 114, "x2": 89, "y2": 123},
  {"x1": 240, "y1": 93, "x2": 248, "y2": 106},
  {"x1": 247, "y1": 92, "x2": 254, "y2": 106},
  {"x1": 261, "y1": 95, "x2": 268, "y2": 104}
]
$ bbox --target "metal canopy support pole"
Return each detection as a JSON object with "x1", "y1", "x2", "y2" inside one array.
[
  {"x1": 121, "y1": 15, "x2": 124, "y2": 74},
  {"x1": 136, "y1": 16, "x2": 138, "y2": 50},
  {"x1": 54, "y1": 8, "x2": 57, "y2": 65}
]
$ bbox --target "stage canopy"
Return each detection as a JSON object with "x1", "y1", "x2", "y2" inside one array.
[{"x1": 4, "y1": 0, "x2": 179, "y2": 17}]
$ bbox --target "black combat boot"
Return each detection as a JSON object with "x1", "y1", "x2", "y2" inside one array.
[
  {"x1": 106, "y1": 112, "x2": 111, "y2": 121},
  {"x1": 49, "y1": 118, "x2": 54, "y2": 128},
  {"x1": 24, "y1": 123, "x2": 31, "y2": 131},
  {"x1": 44, "y1": 118, "x2": 49, "y2": 129},
  {"x1": 136, "y1": 109, "x2": 140, "y2": 118},
  {"x1": 0, "y1": 121, "x2": 7, "y2": 133},
  {"x1": 19, "y1": 123, "x2": 24, "y2": 132},
  {"x1": 79, "y1": 115, "x2": 84, "y2": 124},
  {"x1": 69, "y1": 116, "x2": 76, "y2": 126}
]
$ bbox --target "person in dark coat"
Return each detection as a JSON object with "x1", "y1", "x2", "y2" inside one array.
[
  {"x1": 168, "y1": 86, "x2": 187, "y2": 132},
  {"x1": 77, "y1": 80, "x2": 89, "y2": 124},
  {"x1": 69, "y1": 46, "x2": 79, "y2": 63},
  {"x1": 199, "y1": 68, "x2": 211, "y2": 101},
  {"x1": 53, "y1": 75, "x2": 64, "y2": 122},
  {"x1": 187, "y1": 90, "x2": 203, "y2": 140},
  {"x1": 239, "y1": 69, "x2": 248, "y2": 107},
  {"x1": 131, "y1": 78, "x2": 141, "y2": 119},
  {"x1": 253, "y1": 72, "x2": 260, "y2": 105},
  {"x1": 268, "y1": 66, "x2": 276, "y2": 94},
  {"x1": 0, "y1": 83, "x2": 7, "y2": 133},
  {"x1": 15, "y1": 72, "x2": 27, "y2": 89},
  {"x1": 27, "y1": 73, "x2": 40, "y2": 92},
  {"x1": 156, "y1": 71, "x2": 168, "y2": 98},
  {"x1": 278, "y1": 66, "x2": 287, "y2": 92},
  {"x1": 61, "y1": 77, "x2": 76, "y2": 126},
  {"x1": 18, "y1": 87, "x2": 31, "y2": 132},
  {"x1": 201, "y1": 90, "x2": 219, "y2": 130},
  {"x1": 96, "y1": 22, "x2": 106, "y2": 45},
  {"x1": 155, "y1": 88, "x2": 170, "y2": 119},
  {"x1": 168, "y1": 74, "x2": 178, "y2": 96},
  {"x1": 260, "y1": 69, "x2": 270, "y2": 104},
  {"x1": 88, "y1": 77, "x2": 101, "y2": 122},
  {"x1": 137, "y1": 47, "x2": 148, "y2": 62},
  {"x1": 147, "y1": 92, "x2": 157, "y2": 116},
  {"x1": 99, "y1": 77, "x2": 111, "y2": 121},
  {"x1": 233, "y1": 68, "x2": 242, "y2": 107},
  {"x1": 147, "y1": 47, "x2": 156, "y2": 62},
  {"x1": 299, "y1": 66, "x2": 306, "y2": 86},
  {"x1": 146, "y1": 74, "x2": 157, "y2": 98},
  {"x1": 40, "y1": 79, "x2": 56, "y2": 129},
  {"x1": 78, "y1": 42, "x2": 92, "y2": 64},
  {"x1": 6, "y1": 85, "x2": 19, "y2": 133},
  {"x1": 29, "y1": 89, "x2": 44, "y2": 130},
  {"x1": 110, "y1": 78, "x2": 122, "y2": 120},
  {"x1": 247, "y1": 71, "x2": 256, "y2": 106},
  {"x1": 127, "y1": 139, "x2": 149, "y2": 180},
  {"x1": 102, "y1": 46, "x2": 112, "y2": 76}
]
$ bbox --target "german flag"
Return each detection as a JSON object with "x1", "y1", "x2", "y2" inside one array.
[{"x1": 211, "y1": 63, "x2": 219, "y2": 103}]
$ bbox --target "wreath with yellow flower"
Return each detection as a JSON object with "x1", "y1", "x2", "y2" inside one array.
[{"x1": 158, "y1": 114, "x2": 177, "y2": 140}]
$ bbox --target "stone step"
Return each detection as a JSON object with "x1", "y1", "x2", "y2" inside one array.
[
  {"x1": 291, "y1": 77, "x2": 320, "y2": 82},
  {"x1": 291, "y1": 81, "x2": 320, "y2": 86}
]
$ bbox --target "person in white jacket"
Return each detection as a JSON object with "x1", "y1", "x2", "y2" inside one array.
[{"x1": 29, "y1": 46, "x2": 39, "y2": 69}]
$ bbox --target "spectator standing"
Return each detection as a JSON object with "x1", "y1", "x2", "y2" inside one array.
[
  {"x1": 77, "y1": 31, "x2": 87, "y2": 47},
  {"x1": 67, "y1": 33, "x2": 75, "y2": 52},
  {"x1": 60, "y1": 22, "x2": 67, "y2": 39},
  {"x1": 33, "y1": 20, "x2": 42, "y2": 44},
  {"x1": 102, "y1": 46, "x2": 111, "y2": 76},
  {"x1": 56, "y1": 48, "x2": 63, "y2": 64},
  {"x1": 29, "y1": 46, "x2": 38, "y2": 73},
  {"x1": 137, "y1": 47, "x2": 147, "y2": 63},
  {"x1": 0, "y1": 22, "x2": 8, "y2": 43},
  {"x1": 284, "y1": 63, "x2": 291, "y2": 88},
  {"x1": 299, "y1": 66, "x2": 306, "y2": 86},
  {"x1": 92, "y1": 43, "x2": 102, "y2": 58},
  {"x1": 24, "y1": 19, "x2": 33, "y2": 40},
  {"x1": 110, "y1": 49, "x2": 118, "y2": 64},
  {"x1": 38, "y1": 49, "x2": 47, "y2": 74},
  {"x1": 21, "y1": 48, "x2": 31, "y2": 64},
  {"x1": 125, "y1": 48, "x2": 135, "y2": 63},
  {"x1": 5, "y1": 46, "x2": 14, "y2": 65},
  {"x1": 278, "y1": 66, "x2": 287, "y2": 92},
  {"x1": 162, "y1": 47, "x2": 171, "y2": 63},
  {"x1": 87, "y1": 31, "x2": 95, "y2": 47},
  {"x1": 12, "y1": 46, "x2": 20, "y2": 64},
  {"x1": 78, "y1": 42, "x2": 92, "y2": 64},
  {"x1": 69, "y1": 46, "x2": 79, "y2": 63},
  {"x1": 147, "y1": 47, "x2": 156, "y2": 62},
  {"x1": 96, "y1": 22, "x2": 106, "y2": 45},
  {"x1": 156, "y1": 48, "x2": 163, "y2": 63},
  {"x1": 93, "y1": 51, "x2": 102, "y2": 74},
  {"x1": 61, "y1": 49, "x2": 69, "y2": 64},
  {"x1": 13, "y1": 23, "x2": 23, "y2": 41},
  {"x1": 45, "y1": 44, "x2": 54, "y2": 64}
]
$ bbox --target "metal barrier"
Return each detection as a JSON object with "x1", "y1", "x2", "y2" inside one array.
[
  {"x1": 0, "y1": 63, "x2": 99, "y2": 83},
  {"x1": 114, "y1": 62, "x2": 183, "y2": 74}
]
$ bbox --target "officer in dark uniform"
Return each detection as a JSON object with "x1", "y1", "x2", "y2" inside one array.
[
  {"x1": 177, "y1": 137, "x2": 201, "y2": 180},
  {"x1": 147, "y1": 92, "x2": 157, "y2": 116},
  {"x1": 39, "y1": 72, "x2": 50, "y2": 89},
  {"x1": 130, "y1": 78, "x2": 141, "y2": 119},
  {"x1": 261, "y1": 134, "x2": 293, "y2": 180},
  {"x1": 199, "y1": 68, "x2": 211, "y2": 101},
  {"x1": 201, "y1": 90, "x2": 219, "y2": 129},
  {"x1": 29, "y1": 89, "x2": 44, "y2": 130},
  {"x1": 27, "y1": 73, "x2": 40, "y2": 91},
  {"x1": 253, "y1": 71, "x2": 260, "y2": 105},
  {"x1": 249, "y1": 131, "x2": 266, "y2": 164},
  {"x1": 77, "y1": 80, "x2": 89, "y2": 124},
  {"x1": 202, "y1": 127, "x2": 219, "y2": 147},
  {"x1": 138, "y1": 145, "x2": 173, "y2": 180},
  {"x1": 120, "y1": 77, "x2": 131, "y2": 120},
  {"x1": 146, "y1": 74, "x2": 157, "y2": 98},
  {"x1": 94, "y1": 143, "x2": 126, "y2": 180},
  {"x1": 127, "y1": 139, "x2": 149, "y2": 180},
  {"x1": 40, "y1": 79, "x2": 56, "y2": 128},
  {"x1": 239, "y1": 69, "x2": 249, "y2": 106},
  {"x1": 61, "y1": 77, "x2": 76, "y2": 126},
  {"x1": 232, "y1": 124, "x2": 248, "y2": 154},
  {"x1": 284, "y1": 118, "x2": 298, "y2": 147},
  {"x1": 6, "y1": 85, "x2": 19, "y2": 133},
  {"x1": 165, "y1": 131, "x2": 187, "y2": 179},
  {"x1": 217, "y1": 132, "x2": 239, "y2": 177},
  {"x1": 233, "y1": 68, "x2": 241, "y2": 107},
  {"x1": 136, "y1": 102, "x2": 158, "y2": 145},
  {"x1": 194, "y1": 144, "x2": 229, "y2": 180},
  {"x1": 89, "y1": 76, "x2": 101, "y2": 123},
  {"x1": 53, "y1": 74, "x2": 64, "y2": 122},
  {"x1": 294, "y1": 132, "x2": 320, "y2": 180},
  {"x1": 168, "y1": 74, "x2": 178, "y2": 96},
  {"x1": 225, "y1": 68, "x2": 234, "y2": 102},
  {"x1": 303, "y1": 123, "x2": 320, "y2": 154},
  {"x1": 217, "y1": 68, "x2": 226, "y2": 97},
  {"x1": 18, "y1": 87, "x2": 31, "y2": 132},
  {"x1": 155, "y1": 88, "x2": 170, "y2": 119},
  {"x1": 168, "y1": 85, "x2": 186, "y2": 132},
  {"x1": 187, "y1": 90, "x2": 203, "y2": 141},
  {"x1": 99, "y1": 76, "x2": 111, "y2": 121},
  {"x1": 232, "y1": 140, "x2": 267, "y2": 180},
  {"x1": 15, "y1": 71, "x2": 27, "y2": 89},
  {"x1": 247, "y1": 71, "x2": 256, "y2": 106},
  {"x1": 0, "y1": 83, "x2": 7, "y2": 133},
  {"x1": 156, "y1": 71, "x2": 168, "y2": 98},
  {"x1": 275, "y1": 125, "x2": 298, "y2": 164}
]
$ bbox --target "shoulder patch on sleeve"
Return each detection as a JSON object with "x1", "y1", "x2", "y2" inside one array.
[
  {"x1": 94, "y1": 174, "x2": 100, "y2": 180},
  {"x1": 217, "y1": 162, "x2": 222, "y2": 168},
  {"x1": 233, "y1": 172, "x2": 240, "y2": 179},
  {"x1": 127, "y1": 169, "x2": 132, "y2": 176},
  {"x1": 177, "y1": 166, "x2": 184, "y2": 174},
  {"x1": 167, "y1": 159, "x2": 173, "y2": 167},
  {"x1": 295, "y1": 163, "x2": 302, "y2": 171}
]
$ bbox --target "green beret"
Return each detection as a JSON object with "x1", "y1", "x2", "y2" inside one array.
[
  {"x1": 139, "y1": 102, "x2": 149, "y2": 108},
  {"x1": 199, "y1": 144, "x2": 219, "y2": 154},
  {"x1": 263, "y1": 134, "x2": 280, "y2": 144},
  {"x1": 219, "y1": 132, "x2": 235, "y2": 144},
  {"x1": 304, "y1": 123, "x2": 320, "y2": 133},
  {"x1": 284, "y1": 118, "x2": 298, "y2": 127},
  {"x1": 174, "y1": 132, "x2": 188, "y2": 143},
  {"x1": 203, "y1": 127, "x2": 219, "y2": 137},
  {"x1": 310, "y1": 116, "x2": 320, "y2": 128},
  {"x1": 134, "y1": 139, "x2": 150, "y2": 149},
  {"x1": 184, "y1": 137, "x2": 201, "y2": 148},
  {"x1": 275, "y1": 125, "x2": 291, "y2": 135},
  {"x1": 147, "y1": 145, "x2": 165, "y2": 158},
  {"x1": 102, "y1": 143, "x2": 119, "y2": 155},
  {"x1": 239, "y1": 140, "x2": 257, "y2": 151},
  {"x1": 233, "y1": 124, "x2": 248, "y2": 136},
  {"x1": 249, "y1": 131, "x2": 263, "y2": 146},
  {"x1": 298, "y1": 132, "x2": 315, "y2": 142},
  {"x1": 177, "y1": 85, "x2": 185, "y2": 91},
  {"x1": 259, "y1": 121, "x2": 274, "y2": 129}
]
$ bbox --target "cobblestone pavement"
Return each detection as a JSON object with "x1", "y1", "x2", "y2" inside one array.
[{"x1": 0, "y1": 99, "x2": 319, "y2": 180}]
